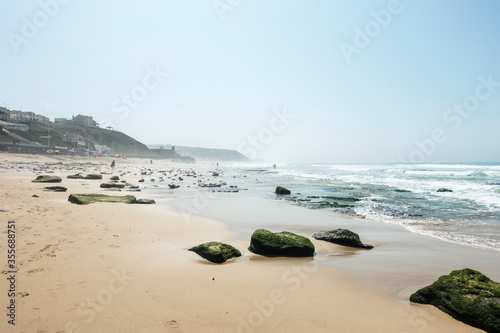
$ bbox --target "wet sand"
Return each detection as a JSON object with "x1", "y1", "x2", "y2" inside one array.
[{"x1": 0, "y1": 153, "x2": 495, "y2": 332}]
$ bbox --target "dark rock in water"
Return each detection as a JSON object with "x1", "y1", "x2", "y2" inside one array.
[
  {"x1": 312, "y1": 229, "x2": 373, "y2": 249},
  {"x1": 394, "y1": 189, "x2": 411, "y2": 193},
  {"x1": 249, "y1": 229, "x2": 314, "y2": 257},
  {"x1": 135, "y1": 199, "x2": 155, "y2": 204},
  {"x1": 437, "y1": 188, "x2": 453, "y2": 192},
  {"x1": 138, "y1": 179, "x2": 145, "y2": 183},
  {"x1": 100, "y1": 183, "x2": 125, "y2": 189},
  {"x1": 275, "y1": 186, "x2": 291, "y2": 195},
  {"x1": 67, "y1": 174, "x2": 84, "y2": 179},
  {"x1": 44, "y1": 186, "x2": 67, "y2": 192},
  {"x1": 189, "y1": 242, "x2": 241, "y2": 264},
  {"x1": 410, "y1": 268, "x2": 500, "y2": 333},
  {"x1": 32, "y1": 175, "x2": 62, "y2": 183},
  {"x1": 68, "y1": 194, "x2": 136, "y2": 205},
  {"x1": 83, "y1": 174, "x2": 102, "y2": 180},
  {"x1": 169, "y1": 184, "x2": 180, "y2": 189}
]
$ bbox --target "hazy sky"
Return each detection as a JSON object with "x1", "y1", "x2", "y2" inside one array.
[{"x1": 1, "y1": 1, "x2": 499, "y2": 163}]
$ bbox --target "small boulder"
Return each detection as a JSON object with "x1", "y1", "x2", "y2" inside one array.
[
  {"x1": 135, "y1": 199, "x2": 155, "y2": 204},
  {"x1": 83, "y1": 174, "x2": 103, "y2": 180},
  {"x1": 275, "y1": 186, "x2": 291, "y2": 195},
  {"x1": 249, "y1": 229, "x2": 314, "y2": 257},
  {"x1": 189, "y1": 242, "x2": 241, "y2": 264},
  {"x1": 44, "y1": 186, "x2": 67, "y2": 192},
  {"x1": 110, "y1": 175, "x2": 120, "y2": 181},
  {"x1": 437, "y1": 188, "x2": 453, "y2": 192},
  {"x1": 312, "y1": 229, "x2": 373, "y2": 249},
  {"x1": 32, "y1": 175, "x2": 62, "y2": 183},
  {"x1": 100, "y1": 183, "x2": 125, "y2": 189},
  {"x1": 410, "y1": 268, "x2": 500, "y2": 333},
  {"x1": 67, "y1": 174, "x2": 83, "y2": 179}
]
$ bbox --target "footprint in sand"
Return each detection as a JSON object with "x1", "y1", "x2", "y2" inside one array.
[
  {"x1": 17, "y1": 292, "x2": 29, "y2": 297},
  {"x1": 166, "y1": 320, "x2": 179, "y2": 328},
  {"x1": 27, "y1": 268, "x2": 44, "y2": 274}
]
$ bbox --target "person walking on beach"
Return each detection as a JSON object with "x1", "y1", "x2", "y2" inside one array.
[{"x1": 110, "y1": 160, "x2": 116, "y2": 170}]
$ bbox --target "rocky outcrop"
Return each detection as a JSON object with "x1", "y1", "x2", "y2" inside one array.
[
  {"x1": 437, "y1": 188, "x2": 453, "y2": 192},
  {"x1": 83, "y1": 174, "x2": 103, "y2": 180},
  {"x1": 249, "y1": 229, "x2": 314, "y2": 257},
  {"x1": 312, "y1": 229, "x2": 373, "y2": 249},
  {"x1": 32, "y1": 175, "x2": 62, "y2": 183},
  {"x1": 189, "y1": 242, "x2": 241, "y2": 264},
  {"x1": 275, "y1": 186, "x2": 291, "y2": 195},
  {"x1": 410, "y1": 268, "x2": 500, "y2": 333}
]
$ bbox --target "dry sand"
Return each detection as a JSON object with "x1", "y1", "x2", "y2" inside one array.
[{"x1": 0, "y1": 153, "x2": 492, "y2": 332}]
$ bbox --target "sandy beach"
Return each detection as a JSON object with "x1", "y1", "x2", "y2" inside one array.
[{"x1": 1, "y1": 153, "x2": 498, "y2": 332}]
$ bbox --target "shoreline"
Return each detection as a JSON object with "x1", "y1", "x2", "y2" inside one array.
[{"x1": 0, "y1": 153, "x2": 494, "y2": 332}]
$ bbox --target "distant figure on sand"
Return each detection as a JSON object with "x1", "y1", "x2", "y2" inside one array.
[
  {"x1": 110, "y1": 160, "x2": 116, "y2": 170},
  {"x1": 150, "y1": 159, "x2": 153, "y2": 164}
]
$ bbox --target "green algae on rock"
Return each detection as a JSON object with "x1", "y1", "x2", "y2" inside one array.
[
  {"x1": 249, "y1": 229, "x2": 315, "y2": 257},
  {"x1": 44, "y1": 186, "x2": 67, "y2": 192},
  {"x1": 68, "y1": 194, "x2": 136, "y2": 205},
  {"x1": 410, "y1": 268, "x2": 500, "y2": 333},
  {"x1": 312, "y1": 229, "x2": 373, "y2": 249},
  {"x1": 32, "y1": 175, "x2": 62, "y2": 183},
  {"x1": 189, "y1": 242, "x2": 241, "y2": 263}
]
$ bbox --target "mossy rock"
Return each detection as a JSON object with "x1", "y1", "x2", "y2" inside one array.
[
  {"x1": 312, "y1": 229, "x2": 373, "y2": 249},
  {"x1": 32, "y1": 175, "x2": 62, "y2": 183},
  {"x1": 189, "y1": 242, "x2": 241, "y2": 264},
  {"x1": 110, "y1": 175, "x2": 120, "y2": 181},
  {"x1": 44, "y1": 186, "x2": 67, "y2": 192},
  {"x1": 249, "y1": 229, "x2": 314, "y2": 257},
  {"x1": 135, "y1": 199, "x2": 155, "y2": 204},
  {"x1": 68, "y1": 194, "x2": 136, "y2": 205},
  {"x1": 83, "y1": 174, "x2": 103, "y2": 180},
  {"x1": 67, "y1": 174, "x2": 83, "y2": 179},
  {"x1": 410, "y1": 268, "x2": 500, "y2": 332},
  {"x1": 100, "y1": 183, "x2": 125, "y2": 189},
  {"x1": 275, "y1": 186, "x2": 291, "y2": 195}
]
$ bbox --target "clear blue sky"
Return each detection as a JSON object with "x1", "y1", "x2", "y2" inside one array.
[{"x1": 1, "y1": 0, "x2": 499, "y2": 163}]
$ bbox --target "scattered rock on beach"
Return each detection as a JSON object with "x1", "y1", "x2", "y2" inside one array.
[
  {"x1": 44, "y1": 186, "x2": 67, "y2": 192},
  {"x1": 275, "y1": 186, "x2": 291, "y2": 195},
  {"x1": 32, "y1": 175, "x2": 62, "y2": 183},
  {"x1": 110, "y1": 176, "x2": 120, "y2": 181},
  {"x1": 189, "y1": 242, "x2": 241, "y2": 264},
  {"x1": 67, "y1": 174, "x2": 84, "y2": 179},
  {"x1": 100, "y1": 183, "x2": 125, "y2": 189},
  {"x1": 135, "y1": 199, "x2": 155, "y2": 204},
  {"x1": 83, "y1": 174, "x2": 103, "y2": 180},
  {"x1": 312, "y1": 229, "x2": 373, "y2": 249},
  {"x1": 437, "y1": 188, "x2": 453, "y2": 192},
  {"x1": 410, "y1": 268, "x2": 500, "y2": 333},
  {"x1": 68, "y1": 194, "x2": 137, "y2": 205},
  {"x1": 249, "y1": 229, "x2": 315, "y2": 257}
]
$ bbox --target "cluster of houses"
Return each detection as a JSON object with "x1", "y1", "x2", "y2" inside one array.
[{"x1": 0, "y1": 106, "x2": 99, "y2": 132}]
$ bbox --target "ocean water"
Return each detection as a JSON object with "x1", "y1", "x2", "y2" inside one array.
[{"x1": 224, "y1": 163, "x2": 500, "y2": 251}]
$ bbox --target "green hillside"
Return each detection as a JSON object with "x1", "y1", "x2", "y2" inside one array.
[{"x1": 2, "y1": 123, "x2": 151, "y2": 155}]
